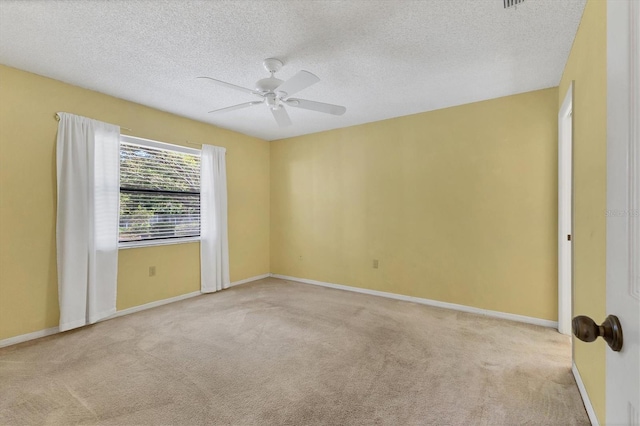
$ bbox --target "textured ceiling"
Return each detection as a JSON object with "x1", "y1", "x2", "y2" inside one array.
[{"x1": 0, "y1": 0, "x2": 586, "y2": 141}]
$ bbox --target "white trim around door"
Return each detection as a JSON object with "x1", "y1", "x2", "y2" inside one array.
[{"x1": 558, "y1": 82, "x2": 574, "y2": 336}]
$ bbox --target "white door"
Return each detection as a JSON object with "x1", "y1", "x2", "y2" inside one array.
[
  {"x1": 559, "y1": 84, "x2": 573, "y2": 336},
  {"x1": 606, "y1": 1, "x2": 640, "y2": 424}
]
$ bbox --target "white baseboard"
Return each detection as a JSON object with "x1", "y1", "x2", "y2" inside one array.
[
  {"x1": 90, "y1": 272, "x2": 269, "y2": 320},
  {"x1": 271, "y1": 274, "x2": 558, "y2": 329},
  {"x1": 227, "y1": 273, "x2": 270, "y2": 288},
  {"x1": 109, "y1": 291, "x2": 202, "y2": 319},
  {"x1": 572, "y1": 362, "x2": 599, "y2": 425},
  {"x1": 0, "y1": 273, "x2": 270, "y2": 349},
  {"x1": 0, "y1": 326, "x2": 60, "y2": 349},
  {"x1": 1, "y1": 273, "x2": 554, "y2": 349}
]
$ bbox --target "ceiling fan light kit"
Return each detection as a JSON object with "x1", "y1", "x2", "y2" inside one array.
[{"x1": 198, "y1": 58, "x2": 346, "y2": 127}]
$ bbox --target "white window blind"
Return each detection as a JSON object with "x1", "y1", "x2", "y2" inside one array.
[{"x1": 119, "y1": 140, "x2": 201, "y2": 244}]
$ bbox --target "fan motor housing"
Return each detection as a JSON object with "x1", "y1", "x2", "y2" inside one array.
[{"x1": 255, "y1": 77, "x2": 283, "y2": 93}]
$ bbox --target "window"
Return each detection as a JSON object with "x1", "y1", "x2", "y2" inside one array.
[{"x1": 119, "y1": 136, "x2": 201, "y2": 247}]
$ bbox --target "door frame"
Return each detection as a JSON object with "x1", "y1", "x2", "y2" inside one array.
[{"x1": 558, "y1": 82, "x2": 573, "y2": 336}]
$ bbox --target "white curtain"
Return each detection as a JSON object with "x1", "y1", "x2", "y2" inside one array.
[
  {"x1": 200, "y1": 144, "x2": 230, "y2": 293},
  {"x1": 56, "y1": 113, "x2": 120, "y2": 331}
]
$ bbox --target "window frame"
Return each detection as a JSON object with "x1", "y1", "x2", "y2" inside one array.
[{"x1": 118, "y1": 135, "x2": 201, "y2": 249}]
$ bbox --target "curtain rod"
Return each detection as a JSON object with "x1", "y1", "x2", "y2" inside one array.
[
  {"x1": 184, "y1": 141, "x2": 227, "y2": 154},
  {"x1": 54, "y1": 113, "x2": 221, "y2": 152},
  {"x1": 54, "y1": 113, "x2": 133, "y2": 132}
]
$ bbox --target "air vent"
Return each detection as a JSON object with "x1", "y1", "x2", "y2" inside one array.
[{"x1": 504, "y1": 0, "x2": 525, "y2": 8}]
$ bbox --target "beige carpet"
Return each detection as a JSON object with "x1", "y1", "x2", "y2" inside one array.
[{"x1": 0, "y1": 277, "x2": 588, "y2": 425}]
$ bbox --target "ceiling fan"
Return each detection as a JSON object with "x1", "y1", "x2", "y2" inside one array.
[{"x1": 198, "y1": 58, "x2": 346, "y2": 127}]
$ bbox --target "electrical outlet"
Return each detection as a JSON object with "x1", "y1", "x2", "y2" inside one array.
[
  {"x1": 149, "y1": 266, "x2": 156, "y2": 277},
  {"x1": 373, "y1": 259, "x2": 379, "y2": 269}
]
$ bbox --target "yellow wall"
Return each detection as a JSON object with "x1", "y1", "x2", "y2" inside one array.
[
  {"x1": 558, "y1": 0, "x2": 607, "y2": 423},
  {"x1": 271, "y1": 88, "x2": 559, "y2": 321},
  {"x1": 117, "y1": 244, "x2": 201, "y2": 311},
  {"x1": 0, "y1": 65, "x2": 270, "y2": 340}
]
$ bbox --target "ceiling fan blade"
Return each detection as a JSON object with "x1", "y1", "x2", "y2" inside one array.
[
  {"x1": 197, "y1": 76, "x2": 261, "y2": 96},
  {"x1": 275, "y1": 71, "x2": 320, "y2": 97},
  {"x1": 285, "y1": 98, "x2": 346, "y2": 116},
  {"x1": 271, "y1": 106, "x2": 292, "y2": 127},
  {"x1": 208, "y1": 101, "x2": 263, "y2": 114}
]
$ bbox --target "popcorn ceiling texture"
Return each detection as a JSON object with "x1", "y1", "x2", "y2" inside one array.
[{"x1": 0, "y1": 0, "x2": 586, "y2": 141}]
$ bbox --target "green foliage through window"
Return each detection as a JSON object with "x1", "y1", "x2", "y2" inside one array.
[{"x1": 119, "y1": 142, "x2": 200, "y2": 243}]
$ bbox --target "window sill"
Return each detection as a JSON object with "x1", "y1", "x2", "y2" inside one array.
[{"x1": 118, "y1": 237, "x2": 200, "y2": 250}]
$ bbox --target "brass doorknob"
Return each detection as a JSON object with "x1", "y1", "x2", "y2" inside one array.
[{"x1": 572, "y1": 314, "x2": 623, "y2": 352}]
